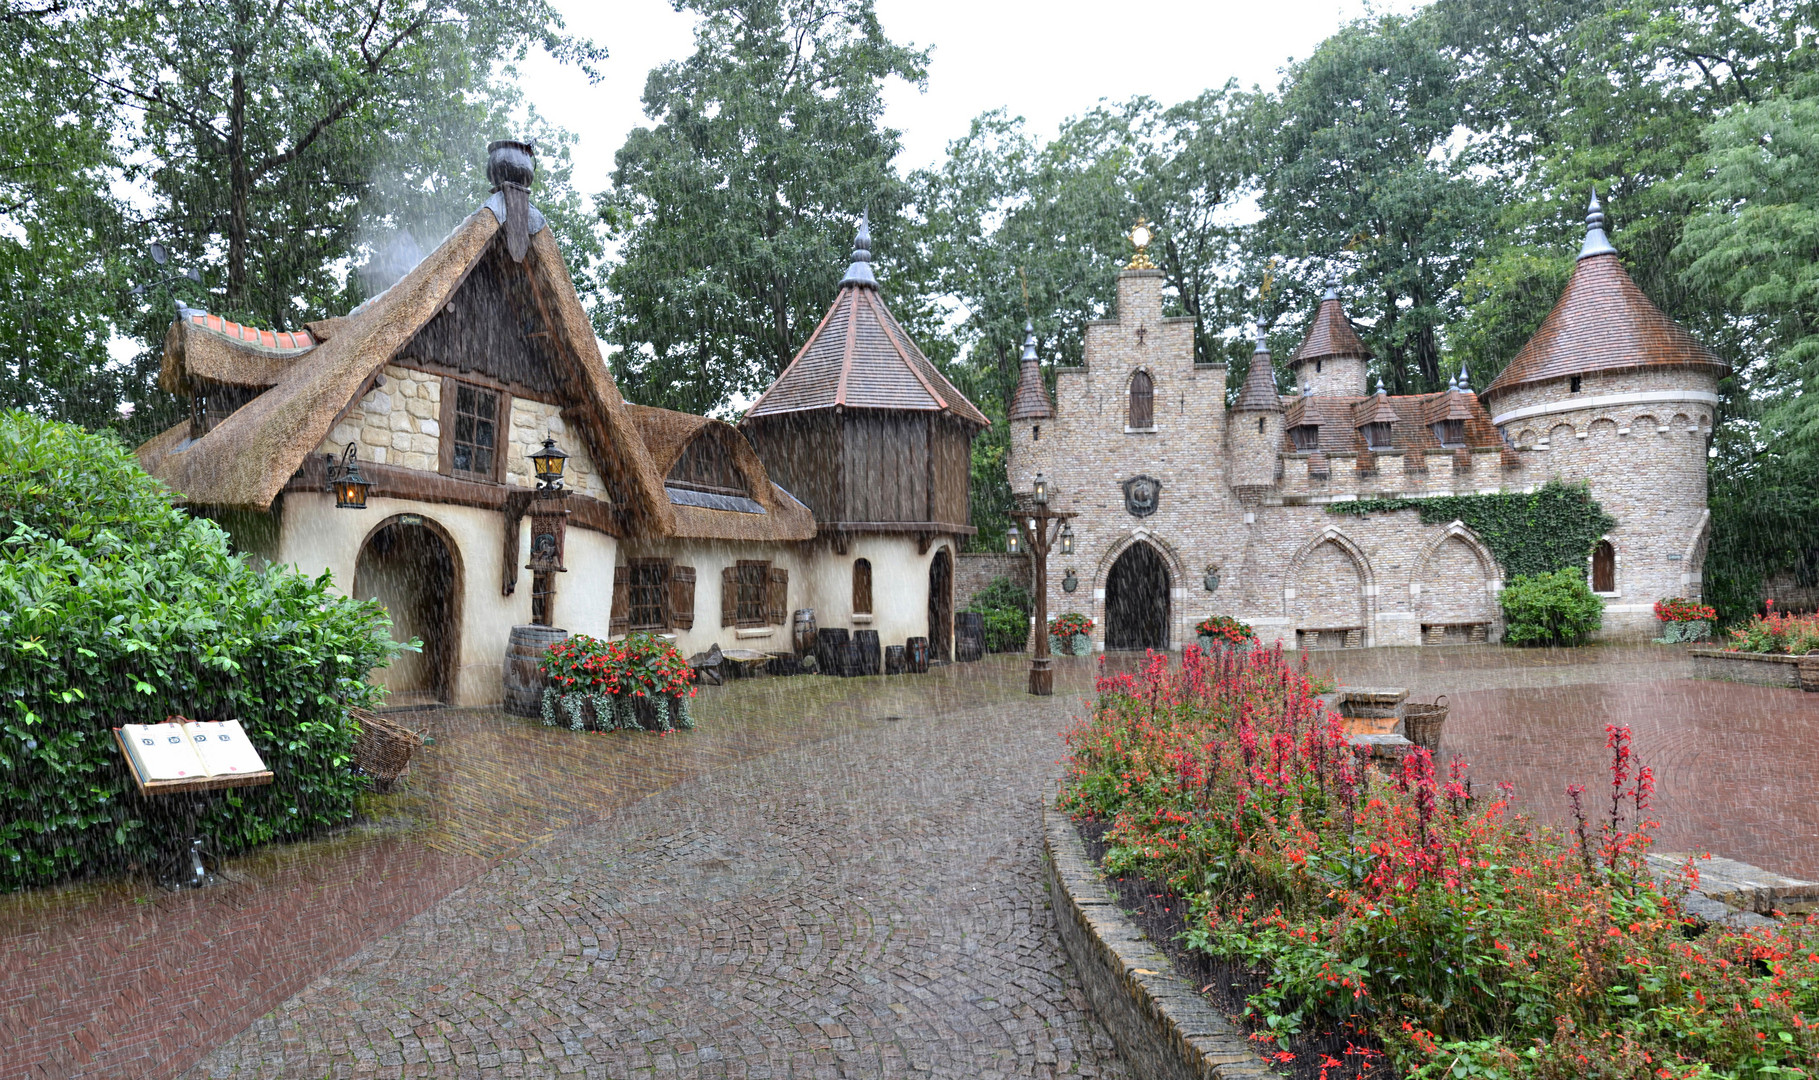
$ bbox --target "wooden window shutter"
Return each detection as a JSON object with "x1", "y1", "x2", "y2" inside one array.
[
  {"x1": 852, "y1": 559, "x2": 872, "y2": 614},
  {"x1": 1129, "y1": 371, "x2": 1154, "y2": 428},
  {"x1": 766, "y1": 566, "x2": 788, "y2": 626},
  {"x1": 670, "y1": 565, "x2": 696, "y2": 630},
  {"x1": 721, "y1": 565, "x2": 738, "y2": 627},
  {"x1": 610, "y1": 565, "x2": 630, "y2": 635}
]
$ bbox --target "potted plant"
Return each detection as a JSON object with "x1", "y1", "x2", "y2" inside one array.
[
  {"x1": 539, "y1": 631, "x2": 698, "y2": 732},
  {"x1": 1653, "y1": 597, "x2": 1716, "y2": 643},
  {"x1": 1195, "y1": 614, "x2": 1257, "y2": 653},
  {"x1": 1048, "y1": 612, "x2": 1094, "y2": 656}
]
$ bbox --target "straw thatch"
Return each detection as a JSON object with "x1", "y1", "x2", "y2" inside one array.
[
  {"x1": 158, "y1": 313, "x2": 317, "y2": 394},
  {"x1": 138, "y1": 206, "x2": 675, "y2": 533},
  {"x1": 623, "y1": 403, "x2": 815, "y2": 542}
]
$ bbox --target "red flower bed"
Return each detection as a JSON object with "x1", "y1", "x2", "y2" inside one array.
[
  {"x1": 1049, "y1": 612, "x2": 1094, "y2": 638},
  {"x1": 1063, "y1": 646, "x2": 1819, "y2": 1077},
  {"x1": 1655, "y1": 597, "x2": 1718, "y2": 623},
  {"x1": 1195, "y1": 614, "x2": 1257, "y2": 645}
]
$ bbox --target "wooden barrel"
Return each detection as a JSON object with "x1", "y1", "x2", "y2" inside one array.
[
  {"x1": 853, "y1": 630, "x2": 882, "y2": 676},
  {"x1": 954, "y1": 613, "x2": 984, "y2": 663},
  {"x1": 906, "y1": 636, "x2": 930, "y2": 674},
  {"x1": 504, "y1": 624, "x2": 569, "y2": 717},
  {"x1": 884, "y1": 645, "x2": 907, "y2": 675},
  {"x1": 816, "y1": 628, "x2": 850, "y2": 676},
  {"x1": 792, "y1": 609, "x2": 818, "y2": 656}
]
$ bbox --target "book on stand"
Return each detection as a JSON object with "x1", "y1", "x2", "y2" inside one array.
[{"x1": 116, "y1": 717, "x2": 273, "y2": 793}]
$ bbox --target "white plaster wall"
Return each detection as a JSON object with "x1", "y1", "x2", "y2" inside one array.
[
  {"x1": 795, "y1": 535, "x2": 954, "y2": 652},
  {"x1": 608, "y1": 539, "x2": 809, "y2": 658},
  {"x1": 277, "y1": 491, "x2": 618, "y2": 706}
]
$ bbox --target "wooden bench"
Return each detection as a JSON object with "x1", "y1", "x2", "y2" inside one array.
[{"x1": 1421, "y1": 622, "x2": 1491, "y2": 646}]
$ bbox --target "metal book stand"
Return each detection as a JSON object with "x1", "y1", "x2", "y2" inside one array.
[{"x1": 112, "y1": 728, "x2": 275, "y2": 891}]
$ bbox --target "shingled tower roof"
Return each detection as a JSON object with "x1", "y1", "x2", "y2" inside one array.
[
  {"x1": 1236, "y1": 319, "x2": 1283, "y2": 411},
  {"x1": 744, "y1": 217, "x2": 989, "y2": 428},
  {"x1": 1007, "y1": 320, "x2": 1052, "y2": 420},
  {"x1": 1291, "y1": 277, "x2": 1373, "y2": 366},
  {"x1": 1483, "y1": 192, "x2": 1728, "y2": 405}
]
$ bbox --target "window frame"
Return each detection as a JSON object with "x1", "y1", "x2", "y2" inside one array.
[
  {"x1": 667, "y1": 431, "x2": 747, "y2": 497},
  {"x1": 1591, "y1": 540, "x2": 1618, "y2": 595},
  {"x1": 438, "y1": 376, "x2": 509, "y2": 483},
  {"x1": 1289, "y1": 424, "x2": 1320, "y2": 451},
  {"x1": 628, "y1": 558, "x2": 672, "y2": 630},
  {"x1": 1127, "y1": 370, "x2": 1154, "y2": 430},
  {"x1": 1432, "y1": 419, "x2": 1466, "y2": 448},
  {"x1": 734, "y1": 559, "x2": 770, "y2": 629},
  {"x1": 1363, "y1": 421, "x2": 1394, "y2": 451},
  {"x1": 852, "y1": 558, "x2": 873, "y2": 615}
]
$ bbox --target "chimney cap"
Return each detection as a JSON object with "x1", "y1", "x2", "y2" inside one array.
[{"x1": 487, "y1": 140, "x2": 535, "y2": 191}]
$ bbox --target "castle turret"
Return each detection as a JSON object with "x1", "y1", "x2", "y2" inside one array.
[
  {"x1": 1482, "y1": 191, "x2": 1729, "y2": 629},
  {"x1": 1290, "y1": 277, "x2": 1371, "y2": 396},
  {"x1": 1007, "y1": 319, "x2": 1053, "y2": 493},
  {"x1": 1228, "y1": 320, "x2": 1284, "y2": 496}
]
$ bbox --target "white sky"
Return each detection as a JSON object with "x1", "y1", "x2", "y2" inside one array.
[{"x1": 522, "y1": 0, "x2": 1416, "y2": 192}]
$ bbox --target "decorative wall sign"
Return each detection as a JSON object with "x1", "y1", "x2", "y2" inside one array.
[
  {"x1": 1203, "y1": 566, "x2": 1221, "y2": 593},
  {"x1": 1122, "y1": 475, "x2": 1162, "y2": 518},
  {"x1": 1062, "y1": 568, "x2": 1079, "y2": 593},
  {"x1": 525, "y1": 497, "x2": 570, "y2": 574}
]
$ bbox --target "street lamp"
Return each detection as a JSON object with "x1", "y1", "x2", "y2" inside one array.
[
  {"x1": 324, "y1": 443, "x2": 370, "y2": 509},
  {"x1": 1006, "y1": 527, "x2": 1020, "y2": 555},
  {"x1": 1017, "y1": 482, "x2": 1076, "y2": 697}
]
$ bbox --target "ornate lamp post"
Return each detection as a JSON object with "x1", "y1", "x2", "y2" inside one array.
[{"x1": 1018, "y1": 471, "x2": 1076, "y2": 696}]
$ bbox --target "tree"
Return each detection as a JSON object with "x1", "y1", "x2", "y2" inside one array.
[{"x1": 598, "y1": 0, "x2": 926, "y2": 416}]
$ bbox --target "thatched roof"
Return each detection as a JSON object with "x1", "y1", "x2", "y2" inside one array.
[
  {"x1": 158, "y1": 310, "x2": 318, "y2": 393},
  {"x1": 623, "y1": 403, "x2": 815, "y2": 542},
  {"x1": 138, "y1": 206, "x2": 675, "y2": 533}
]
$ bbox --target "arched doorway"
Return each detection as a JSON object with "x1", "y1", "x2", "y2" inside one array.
[
  {"x1": 927, "y1": 548, "x2": 953, "y2": 662},
  {"x1": 355, "y1": 517, "x2": 460, "y2": 705},
  {"x1": 1106, "y1": 541, "x2": 1169, "y2": 650}
]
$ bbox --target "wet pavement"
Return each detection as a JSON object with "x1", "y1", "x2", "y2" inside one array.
[{"x1": 3, "y1": 643, "x2": 1814, "y2": 1079}]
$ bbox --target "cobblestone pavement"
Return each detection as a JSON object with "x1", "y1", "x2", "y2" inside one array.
[{"x1": 182, "y1": 662, "x2": 1126, "y2": 1079}]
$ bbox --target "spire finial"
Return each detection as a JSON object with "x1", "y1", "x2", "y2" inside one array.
[
  {"x1": 1457, "y1": 362, "x2": 1470, "y2": 390},
  {"x1": 840, "y1": 211, "x2": 878, "y2": 287},
  {"x1": 1374, "y1": 376, "x2": 1387, "y2": 396},
  {"x1": 1253, "y1": 316, "x2": 1270, "y2": 353},
  {"x1": 1021, "y1": 319, "x2": 1038, "y2": 362},
  {"x1": 1579, "y1": 189, "x2": 1617, "y2": 260},
  {"x1": 1323, "y1": 273, "x2": 1340, "y2": 301}
]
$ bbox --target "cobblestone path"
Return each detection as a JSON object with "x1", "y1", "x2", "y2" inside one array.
[{"x1": 181, "y1": 664, "x2": 1128, "y2": 1079}]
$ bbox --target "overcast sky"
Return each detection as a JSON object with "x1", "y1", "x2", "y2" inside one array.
[{"x1": 520, "y1": 0, "x2": 1417, "y2": 192}]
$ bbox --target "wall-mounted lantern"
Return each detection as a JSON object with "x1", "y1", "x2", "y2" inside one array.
[
  {"x1": 1058, "y1": 522, "x2": 1074, "y2": 556},
  {"x1": 530, "y1": 436, "x2": 569, "y2": 490},
  {"x1": 1032, "y1": 471, "x2": 1048, "y2": 506},
  {"x1": 324, "y1": 443, "x2": 370, "y2": 509}
]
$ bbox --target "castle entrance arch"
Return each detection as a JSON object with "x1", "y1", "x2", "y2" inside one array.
[
  {"x1": 355, "y1": 516, "x2": 461, "y2": 705},
  {"x1": 1106, "y1": 540, "x2": 1170, "y2": 651}
]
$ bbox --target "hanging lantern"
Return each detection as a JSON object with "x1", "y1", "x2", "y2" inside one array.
[
  {"x1": 1032, "y1": 471, "x2": 1048, "y2": 505},
  {"x1": 1059, "y1": 522, "x2": 1074, "y2": 556},
  {"x1": 324, "y1": 443, "x2": 370, "y2": 510},
  {"x1": 530, "y1": 436, "x2": 569, "y2": 490},
  {"x1": 1006, "y1": 527, "x2": 1020, "y2": 555}
]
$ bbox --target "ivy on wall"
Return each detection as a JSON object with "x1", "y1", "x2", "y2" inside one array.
[{"x1": 1326, "y1": 480, "x2": 1617, "y2": 581}]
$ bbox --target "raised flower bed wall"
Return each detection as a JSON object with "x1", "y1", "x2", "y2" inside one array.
[{"x1": 1688, "y1": 647, "x2": 1819, "y2": 691}]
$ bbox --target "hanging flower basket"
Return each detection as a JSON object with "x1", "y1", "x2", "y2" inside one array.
[{"x1": 538, "y1": 632, "x2": 697, "y2": 733}]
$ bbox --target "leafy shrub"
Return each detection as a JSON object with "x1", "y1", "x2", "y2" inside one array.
[
  {"x1": 966, "y1": 575, "x2": 1031, "y2": 652},
  {"x1": 1726, "y1": 606, "x2": 1819, "y2": 655},
  {"x1": 1063, "y1": 647, "x2": 1819, "y2": 1075},
  {"x1": 1499, "y1": 568, "x2": 1603, "y2": 644},
  {"x1": 537, "y1": 631, "x2": 697, "y2": 732},
  {"x1": 1194, "y1": 615, "x2": 1256, "y2": 645},
  {"x1": 0, "y1": 411, "x2": 404, "y2": 891},
  {"x1": 1049, "y1": 612, "x2": 1094, "y2": 638}
]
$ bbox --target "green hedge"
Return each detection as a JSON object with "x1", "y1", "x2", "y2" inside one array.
[
  {"x1": 1328, "y1": 479, "x2": 1616, "y2": 580},
  {"x1": 966, "y1": 575, "x2": 1032, "y2": 652},
  {"x1": 0, "y1": 411, "x2": 404, "y2": 890},
  {"x1": 1499, "y1": 568, "x2": 1605, "y2": 645}
]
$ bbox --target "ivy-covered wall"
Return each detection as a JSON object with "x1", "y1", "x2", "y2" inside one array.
[{"x1": 1327, "y1": 480, "x2": 1616, "y2": 581}]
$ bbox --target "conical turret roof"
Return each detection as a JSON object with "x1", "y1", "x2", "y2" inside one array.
[
  {"x1": 1484, "y1": 192, "x2": 1728, "y2": 405},
  {"x1": 1292, "y1": 277, "x2": 1372, "y2": 366},
  {"x1": 1007, "y1": 320, "x2": 1052, "y2": 420},
  {"x1": 744, "y1": 218, "x2": 988, "y2": 427},
  {"x1": 1236, "y1": 319, "x2": 1283, "y2": 411}
]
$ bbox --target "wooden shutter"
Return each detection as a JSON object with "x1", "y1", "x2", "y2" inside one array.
[
  {"x1": 766, "y1": 566, "x2": 788, "y2": 626},
  {"x1": 610, "y1": 564, "x2": 630, "y2": 635},
  {"x1": 1129, "y1": 371, "x2": 1153, "y2": 428},
  {"x1": 852, "y1": 559, "x2": 872, "y2": 615},
  {"x1": 721, "y1": 565, "x2": 738, "y2": 627},
  {"x1": 1593, "y1": 541, "x2": 1616, "y2": 593},
  {"x1": 670, "y1": 565, "x2": 696, "y2": 630}
]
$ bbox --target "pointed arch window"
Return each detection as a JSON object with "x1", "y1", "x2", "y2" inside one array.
[
  {"x1": 852, "y1": 558, "x2": 873, "y2": 615},
  {"x1": 1128, "y1": 371, "x2": 1154, "y2": 429}
]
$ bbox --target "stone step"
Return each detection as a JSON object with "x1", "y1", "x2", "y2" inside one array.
[{"x1": 1647, "y1": 853, "x2": 1819, "y2": 915}]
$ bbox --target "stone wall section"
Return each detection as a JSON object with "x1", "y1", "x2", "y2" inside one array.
[
  {"x1": 320, "y1": 364, "x2": 607, "y2": 500},
  {"x1": 955, "y1": 551, "x2": 1031, "y2": 608}
]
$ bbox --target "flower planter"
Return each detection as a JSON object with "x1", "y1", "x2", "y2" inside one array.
[
  {"x1": 1047, "y1": 632, "x2": 1092, "y2": 656},
  {"x1": 542, "y1": 689, "x2": 695, "y2": 731},
  {"x1": 1197, "y1": 634, "x2": 1252, "y2": 655},
  {"x1": 1688, "y1": 646, "x2": 1819, "y2": 691}
]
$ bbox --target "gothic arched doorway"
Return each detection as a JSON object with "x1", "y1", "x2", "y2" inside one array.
[
  {"x1": 928, "y1": 547, "x2": 953, "y2": 662},
  {"x1": 355, "y1": 516, "x2": 461, "y2": 705},
  {"x1": 1106, "y1": 541, "x2": 1169, "y2": 650}
]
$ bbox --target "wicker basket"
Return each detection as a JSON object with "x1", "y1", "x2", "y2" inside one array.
[
  {"x1": 1401, "y1": 695, "x2": 1449, "y2": 753},
  {"x1": 351, "y1": 707, "x2": 425, "y2": 792}
]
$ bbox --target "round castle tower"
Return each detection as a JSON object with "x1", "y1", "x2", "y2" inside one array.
[
  {"x1": 1227, "y1": 321, "x2": 1283, "y2": 497},
  {"x1": 1481, "y1": 193, "x2": 1729, "y2": 631},
  {"x1": 1290, "y1": 278, "x2": 1371, "y2": 396}
]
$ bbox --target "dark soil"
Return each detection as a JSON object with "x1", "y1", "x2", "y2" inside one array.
[{"x1": 1074, "y1": 817, "x2": 1396, "y2": 1080}]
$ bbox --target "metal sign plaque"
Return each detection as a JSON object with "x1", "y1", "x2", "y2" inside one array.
[{"x1": 1122, "y1": 475, "x2": 1162, "y2": 518}]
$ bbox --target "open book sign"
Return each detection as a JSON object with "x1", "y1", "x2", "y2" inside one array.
[{"x1": 121, "y1": 718, "x2": 268, "y2": 781}]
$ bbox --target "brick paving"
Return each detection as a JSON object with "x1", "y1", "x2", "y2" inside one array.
[{"x1": 6, "y1": 644, "x2": 1815, "y2": 1080}]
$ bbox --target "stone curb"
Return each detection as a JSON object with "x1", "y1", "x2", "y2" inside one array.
[{"x1": 1042, "y1": 782, "x2": 1275, "y2": 1080}]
